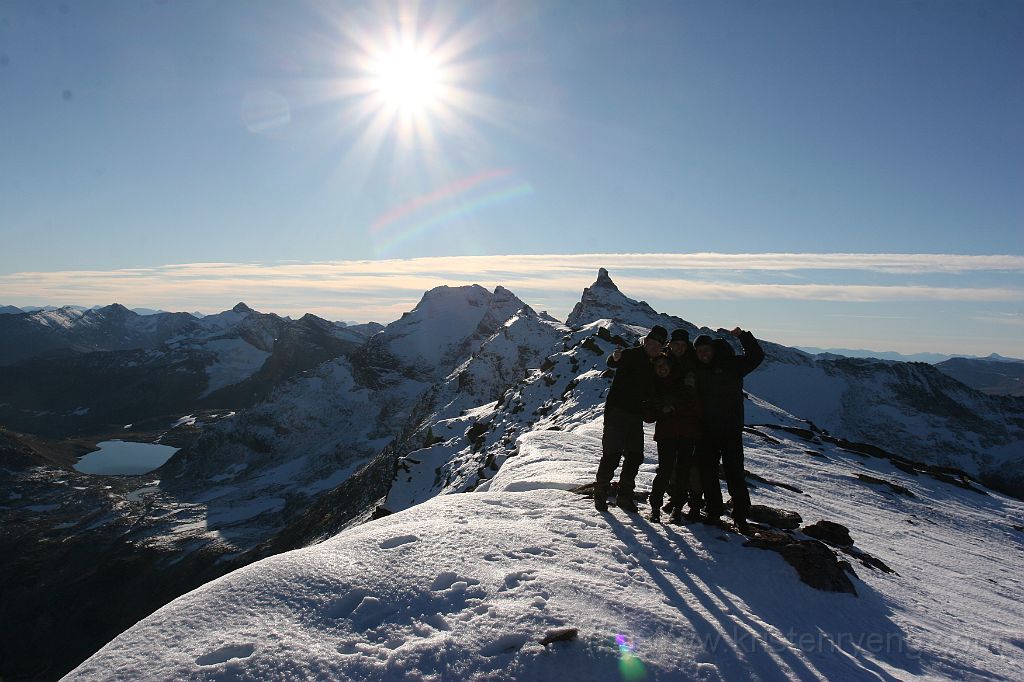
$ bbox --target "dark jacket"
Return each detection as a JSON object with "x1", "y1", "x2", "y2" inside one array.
[
  {"x1": 644, "y1": 370, "x2": 702, "y2": 441},
  {"x1": 605, "y1": 346, "x2": 657, "y2": 415},
  {"x1": 695, "y1": 331, "x2": 765, "y2": 432}
]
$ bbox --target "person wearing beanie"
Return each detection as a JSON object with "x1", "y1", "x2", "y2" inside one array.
[
  {"x1": 693, "y1": 327, "x2": 765, "y2": 532},
  {"x1": 594, "y1": 324, "x2": 667, "y2": 513}
]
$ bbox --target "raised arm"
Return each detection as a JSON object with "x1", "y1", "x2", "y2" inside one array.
[{"x1": 731, "y1": 328, "x2": 765, "y2": 377}]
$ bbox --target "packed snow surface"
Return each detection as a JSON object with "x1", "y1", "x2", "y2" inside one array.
[{"x1": 68, "y1": 418, "x2": 1024, "y2": 681}]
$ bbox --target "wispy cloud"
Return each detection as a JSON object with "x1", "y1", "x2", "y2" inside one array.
[
  {"x1": 1, "y1": 252, "x2": 1021, "y2": 321},
  {"x1": 971, "y1": 311, "x2": 1024, "y2": 327}
]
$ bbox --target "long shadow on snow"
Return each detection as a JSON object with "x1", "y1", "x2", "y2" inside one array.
[
  {"x1": 606, "y1": 514, "x2": 924, "y2": 681},
  {"x1": 605, "y1": 514, "x2": 824, "y2": 681}
]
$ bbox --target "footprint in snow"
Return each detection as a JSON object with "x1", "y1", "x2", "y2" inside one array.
[
  {"x1": 379, "y1": 534, "x2": 419, "y2": 549},
  {"x1": 431, "y1": 571, "x2": 481, "y2": 592},
  {"x1": 195, "y1": 643, "x2": 255, "y2": 666},
  {"x1": 325, "y1": 589, "x2": 368, "y2": 619},
  {"x1": 502, "y1": 569, "x2": 537, "y2": 590},
  {"x1": 520, "y1": 546, "x2": 556, "y2": 557},
  {"x1": 480, "y1": 633, "x2": 529, "y2": 657}
]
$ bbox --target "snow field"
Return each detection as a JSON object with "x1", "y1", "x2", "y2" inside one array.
[{"x1": 67, "y1": 416, "x2": 1024, "y2": 680}]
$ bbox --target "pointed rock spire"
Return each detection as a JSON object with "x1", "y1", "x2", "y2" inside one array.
[
  {"x1": 565, "y1": 268, "x2": 628, "y2": 327},
  {"x1": 594, "y1": 267, "x2": 618, "y2": 289},
  {"x1": 232, "y1": 302, "x2": 254, "y2": 314}
]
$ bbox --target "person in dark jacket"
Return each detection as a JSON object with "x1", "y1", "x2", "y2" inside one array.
[
  {"x1": 693, "y1": 328, "x2": 765, "y2": 532},
  {"x1": 643, "y1": 347, "x2": 702, "y2": 523},
  {"x1": 594, "y1": 324, "x2": 666, "y2": 512},
  {"x1": 664, "y1": 328, "x2": 704, "y2": 522}
]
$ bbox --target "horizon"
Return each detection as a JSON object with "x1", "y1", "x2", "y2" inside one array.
[
  {"x1": 2, "y1": 2, "x2": 1021, "y2": 358},
  {"x1": 3, "y1": 257, "x2": 1022, "y2": 358}
]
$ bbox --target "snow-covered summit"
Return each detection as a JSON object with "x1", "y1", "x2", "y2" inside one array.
[{"x1": 374, "y1": 284, "x2": 530, "y2": 379}]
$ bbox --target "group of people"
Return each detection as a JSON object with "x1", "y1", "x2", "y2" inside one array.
[{"x1": 594, "y1": 324, "x2": 765, "y2": 532}]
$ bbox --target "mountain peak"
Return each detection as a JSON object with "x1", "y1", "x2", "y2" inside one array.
[
  {"x1": 232, "y1": 302, "x2": 254, "y2": 314},
  {"x1": 98, "y1": 303, "x2": 132, "y2": 316},
  {"x1": 594, "y1": 267, "x2": 617, "y2": 289},
  {"x1": 565, "y1": 268, "x2": 635, "y2": 327}
]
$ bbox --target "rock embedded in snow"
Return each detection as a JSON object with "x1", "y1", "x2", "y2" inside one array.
[
  {"x1": 747, "y1": 504, "x2": 803, "y2": 530},
  {"x1": 744, "y1": 536, "x2": 858, "y2": 595},
  {"x1": 802, "y1": 520, "x2": 855, "y2": 547},
  {"x1": 856, "y1": 473, "x2": 916, "y2": 498},
  {"x1": 538, "y1": 627, "x2": 578, "y2": 645}
]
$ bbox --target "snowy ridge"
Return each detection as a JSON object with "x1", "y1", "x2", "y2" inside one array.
[
  {"x1": 67, "y1": 415, "x2": 1024, "y2": 680},
  {"x1": 371, "y1": 285, "x2": 529, "y2": 380}
]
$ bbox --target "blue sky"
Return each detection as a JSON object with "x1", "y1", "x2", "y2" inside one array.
[{"x1": 0, "y1": 1, "x2": 1021, "y2": 355}]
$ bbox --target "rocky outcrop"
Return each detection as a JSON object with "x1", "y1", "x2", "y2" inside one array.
[
  {"x1": 744, "y1": 534, "x2": 858, "y2": 595},
  {"x1": 747, "y1": 504, "x2": 803, "y2": 530},
  {"x1": 802, "y1": 520, "x2": 854, "y2": 546}
]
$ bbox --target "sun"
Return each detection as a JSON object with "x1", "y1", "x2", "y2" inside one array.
[
  {"x1": 322, "y1": 3, "x2": 507, "y2": 164},
  {"x1": 371, "y1": 45, "x2": 443, "y2": 114}
]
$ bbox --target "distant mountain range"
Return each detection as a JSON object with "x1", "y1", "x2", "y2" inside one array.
[
  {"x1": 0, "y1": 303, "x2": 376, "y2": 437},
  {"x1": 934, "y1": 356, "x2": 1024, "y2": 397},
  {"x1": 797, "y1": 346, "x2": 1023, "y2": 364}
]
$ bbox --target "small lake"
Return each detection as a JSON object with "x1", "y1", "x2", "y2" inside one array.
[{"x1": 73, "y1": 440, "x2": 180, "y2": 475}]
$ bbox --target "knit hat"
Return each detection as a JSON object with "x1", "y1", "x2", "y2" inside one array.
[
  {"x1": 670, "y1": 329, "x2": 689, "y2": 343},
  {"x1": 693, "y1": 334, "x2": 715, "y2": 348},
  {"x1": 646, "y1": 325, "x2": 669, "y2": 343}
]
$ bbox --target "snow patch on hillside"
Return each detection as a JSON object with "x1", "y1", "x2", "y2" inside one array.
[{"x1": 199, "y1": 338, "x2": 272, "y2": 398}]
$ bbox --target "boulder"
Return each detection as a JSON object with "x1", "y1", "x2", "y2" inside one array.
[
  {"x1": 802, "y1": 520, "x2": 854, "y2": 547},
  {"x1": 745, "y1": 536, "x2": 857, "y2": 595},
  {"x1": 747, "y1": 504, "x2": 802, "y2": 529}
]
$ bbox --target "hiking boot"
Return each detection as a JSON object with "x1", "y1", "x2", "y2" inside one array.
[
  {"x1": 734, "y1": 517, "x2": 751, "y2": 534},
  {"x1": 594, "y1": 483, "x2": 609, "y2": 512},
  {"x1": 648, "y1": 509, "x2": 661, "y2": 523},
  {"x1": 617, "y1": 496, "x2": 639, "y2": 513},
  {"x1": 685, "y1": 508, "x2": 703, "y2": 522},
  {"x1": 702, "y1": 515, "x2": 725, "y2": 528}
]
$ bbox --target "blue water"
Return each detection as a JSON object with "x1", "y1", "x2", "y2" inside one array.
[{"x1": 73, "y1": 440, "x2": 180, "y2": 475}]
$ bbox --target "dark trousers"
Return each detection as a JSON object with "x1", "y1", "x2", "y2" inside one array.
[
  {"x1": 667, "y1": 450, "x2": 704, "y2": 512},
  {"x1": 650, "y1": 438, "x2": 697, "y2": 511},
  {"x1": 596, "y1": 405, "x2": 644, "y2": 497},
  {"x1": 696, "y1": 428, "x2": 750, "y2": 521}
]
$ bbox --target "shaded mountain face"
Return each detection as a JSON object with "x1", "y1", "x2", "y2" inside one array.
[
  {"x1": 0, "y1": 304, "x2": 201, "y2": 366},
  {"x1": 747, "y1": 355, "x2": 1024, "y2": 497},
  {"x1": 935, "y1": 356, "x2": 1024, "y2": 397},
  {"x1": 0, "y1": 305, "x2": 370, "y2": 438}
]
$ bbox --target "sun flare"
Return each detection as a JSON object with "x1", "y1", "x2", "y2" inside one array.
[{"x1": 371, "y1": 45, "x2": 443, "y2": 113}]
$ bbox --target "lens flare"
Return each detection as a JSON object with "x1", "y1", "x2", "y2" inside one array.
[
  {"x1": 370, "y1": 168, "x2": 534, "y2": 257},
  {"x1": 614, "y1": 634, "x2": 647, "y2": 681}
]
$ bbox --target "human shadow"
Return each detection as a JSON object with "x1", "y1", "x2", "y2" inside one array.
[{"x1": 606, "y1": 513, "x2": 926, "y2": 681}]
